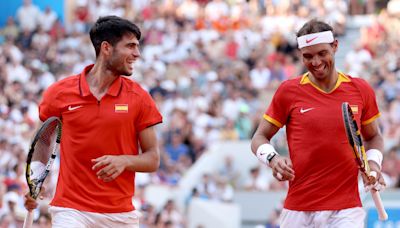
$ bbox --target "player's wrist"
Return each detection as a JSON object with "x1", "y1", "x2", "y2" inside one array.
[
  {"x1": 366, "y1": 149, "x2": 383, "y2": 170},
  {"x1": 256, "y1": 143, "x2": 279, "y2": 165}
]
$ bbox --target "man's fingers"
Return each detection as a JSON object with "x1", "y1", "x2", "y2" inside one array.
[
  {"x1": 92, "y1": 159, "x2": 109, "y2": 170},
  {"x1": 277, "y1": 163, "x2": 295, "y2": 180},
  {"x1": 96, "y1": 165, "x2": 113, "y2": 176},
  {"x1": 97, "y1": 166, "x2": 119, "y2": 180},
  {"x1": 273, "y1": 171, "x2": 283, "y2": 181},
  {"x1": 364, "y1": 171, "x2": 386, "y2": 192},
  {"x1": 271, "y1": 159, "x2": 295, "y2": 181},
  {"x1": 279, "y1": 160, "x2": 295, "y2": 174},
  {"x1": 39, "y1": 186, "x2": 47, "y2": 199},
  {"x1": 361, "y1": 172, "x2": 373, "y2": 186},
  {"x1": 92, "y1": 156, "x2": 107, "y2": 163},
  {"x1": 99, "y1": 169, "x2": 120, "y2": 182},
  {"x1": 103, "y1": 171, "x2": 120, "y2": 182},
  {"x1": 283, "y1": 158, "x2": 294, "y2": 169},
  {"x1": 273, "y1": 167, "x2": 294, "y2": 181},
  {"x1": 24, "y1": 194, "x2": 38, "y2": 211}
]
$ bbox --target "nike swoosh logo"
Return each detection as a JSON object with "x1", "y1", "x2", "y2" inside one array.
[
  {"x1": 68, "y1": 105, "x2": 83, "y2": 111},
  {"x1": 306, "y1": 36, "x2": 318, "y2": 43},
  {"x1": 300, "y1": 108, "x2": 314, "y2": 114}
]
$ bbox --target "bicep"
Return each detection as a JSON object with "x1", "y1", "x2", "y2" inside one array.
[
  {"x1": 251, "y1": 118, "x2": 281, "y2": 153},
  {"x1": 138, "y1": 126, "x2": 159, "y2": 153},
  {"x1": 361, "y1": 120, "x2": 381, "y2": 141},
  {"x1": 361, "y1": 120, "x2": 384, "y2": 151},
  {"x1": 254, "y1": 118, "x2": 280, "y2": 141}
]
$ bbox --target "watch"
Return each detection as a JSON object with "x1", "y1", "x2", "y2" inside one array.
[{"x1": 266, "y1": 151, "x2": 278, "y2": 164}]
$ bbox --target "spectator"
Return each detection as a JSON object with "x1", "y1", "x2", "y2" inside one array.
[
  {"x1": 243, "y1": 167, "x2": 270, "y2": 191},
  {"x1": 1, "y1": 17, "x2": 19, "y2": 41},
  {"x1": 196, "y1": 173, "x2": 217, "y2": 199},
  {"x1": 159, "y1": 200, "x2": 185, "y2": 228},
  {"x1": 38, "y1": 6, "x2": 58, "y2": 32},
  {"x1": 16, "y1": 0, "x2": 41, "y2": 32},
  {"x1": 164, "y1": 132, "x2": 190, "y2": 164}
]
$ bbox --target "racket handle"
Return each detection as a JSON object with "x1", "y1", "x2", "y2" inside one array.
[
  {"x1": 23, "y1": 210, "x2": 34, "y2": 228},
  {"x1": 371, "y1": 190, "x2": 388, "y2": 221}
]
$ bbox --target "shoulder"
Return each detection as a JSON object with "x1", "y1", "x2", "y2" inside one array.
[
  {"x1": 276, "y1": 76, "x2": 302, "y2": 92},
  {"x1": 346, "y1": 74, "x2": 374, "y2": 90},
  {"x1": 121, "y1": 77, "x2": 150, "y2": 96},
  {"x1": 284, "y1": 76, "x2": 302, "y2": 86},
  {"x1": 43, "y1": 75, "x2": 79, "y2": 97}
]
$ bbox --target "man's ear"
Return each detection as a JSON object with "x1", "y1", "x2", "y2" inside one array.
[
  {"x1": 332, "y1": 39, "x2": 339, "y2": 53},
  {"x1": 100, "y1": 41, "x2": 112, "y2": 56}
]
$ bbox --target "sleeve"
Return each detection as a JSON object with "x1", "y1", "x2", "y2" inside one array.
[
  {"x1": 264, "y1": 81, "x2": 293, "y2": 128},
  {"x1": 136, "y1": 91, "x2": 163, "y2": 132},
  {"x1": 38, "y1": 84, "x2": 61, "y2": 121},
  {"x1": 358, "y1": 79, "x2": 380, "y2": 125}
]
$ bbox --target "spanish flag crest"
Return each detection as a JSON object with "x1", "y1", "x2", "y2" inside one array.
[
  {"x1": 350, "y1": 105, "x2": 358, "y2": 114},
  {"x1": 115, "y1": 104, "x2": 128, "y2": 113}
]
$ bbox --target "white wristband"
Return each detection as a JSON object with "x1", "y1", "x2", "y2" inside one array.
[
  {"x1": 366, "y1": 149, "x2": 383, "y2": 170},
  {"x1": 256, "y1": 143, "x2": 278, "y2": 165}
]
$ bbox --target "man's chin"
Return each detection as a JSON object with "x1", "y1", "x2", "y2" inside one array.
[{"x1": 311, "y1": 69, "x2": 326, "y2": 78}]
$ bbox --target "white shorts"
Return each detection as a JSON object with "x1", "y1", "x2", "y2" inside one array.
[
  {"x1": 49, "y1": 206, "x2": 140, "y2": 228},
  {"x1": 279, "y1": 207, "x2": 365, "y2": 228}
]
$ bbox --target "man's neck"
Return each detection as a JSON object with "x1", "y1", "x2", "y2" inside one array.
[
  {"x1": 309, "y1": 70, "x2": 338, "y2": 93},
  {"x1": 86, "y1": 63, "x2": 118, "y2": 100}
]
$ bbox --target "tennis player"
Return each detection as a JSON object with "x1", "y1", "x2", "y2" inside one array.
[
  {"x1": 24, "y1": 16, "x2": 162, "y2": 227},
  {"x1": 251, "y1": 19, "x2": 386, "y2": 227}
]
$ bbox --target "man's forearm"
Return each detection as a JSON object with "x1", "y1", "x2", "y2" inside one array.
[{"x1": 123, "y1": 150, "x2": 160, "y2": 172}]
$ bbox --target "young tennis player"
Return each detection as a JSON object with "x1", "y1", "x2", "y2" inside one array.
[
  {"x1": 24, "y1": 16, "x2": 162, "y2": 227},
  {"x1": 251, "y1": 19, "x2": 386, "y2": 227}
]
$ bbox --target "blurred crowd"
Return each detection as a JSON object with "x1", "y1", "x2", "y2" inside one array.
[{"x1": 0, "y1": 0, "x2": 399, "y2": 227}]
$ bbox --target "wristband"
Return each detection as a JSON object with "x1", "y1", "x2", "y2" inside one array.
[
  {"x1": 366, "y1": 149, "x2": 383, "y2": 170},
  {"x1": 256, "y1": 143, "x2": 278, "y2": 165}
]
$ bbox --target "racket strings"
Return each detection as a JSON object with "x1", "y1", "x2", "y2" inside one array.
[
  {"x1": 349, "y1": 120, "x2": 368, "y2": 171},
  {"x1": 349, "y1": 120, "x2": 362, "y2": 146},
  {"x1": 29, "y1": 122, "x2": 58, "y2": 183},
  {"x1": 343, "y1": 105, "x2": 367, "y2": 170}
]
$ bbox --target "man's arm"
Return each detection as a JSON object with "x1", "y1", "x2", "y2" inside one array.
[
  {"x1": 362, "y1": 120, "x2": 384, "y2": 152},
  {"x1": 251, "y1": 119, "x2": 295, "y2": 181},
  {"x1": 126, "y1": 125, "x2": 161, "y2": 172},
  {"x1": 92, "y1": 126, "x2": 160, "y2": 182},
  {"x1": 361, "y1": 119, "x2": 386, "y2": 186},
  {"x1": 251, "y1": 119, "x2": 279, "y2": 153}
]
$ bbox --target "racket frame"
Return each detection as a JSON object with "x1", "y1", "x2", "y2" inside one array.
[{"x1": 342, "y1": 102, "x2": 388, "y2": 221}]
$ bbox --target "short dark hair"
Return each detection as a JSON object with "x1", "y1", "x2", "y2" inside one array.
[
  {"x1": 296, "y1": 19, "x2": 334, "y2": 37},
  {"x1": 89, "y1": 16, "x2": 141, "y2": 57}
]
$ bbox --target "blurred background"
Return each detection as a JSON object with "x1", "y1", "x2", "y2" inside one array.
[{"x1": 0, "y1": 0, "x2": 399, "y2": 227}]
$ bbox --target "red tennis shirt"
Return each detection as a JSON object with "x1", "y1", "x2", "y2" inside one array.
[
  {"x1": 264, "y1": 72, "x2": 380, "y2": 211},
  {"x1": 39, "y1": 65, "x2": 162, "y2": 213}
]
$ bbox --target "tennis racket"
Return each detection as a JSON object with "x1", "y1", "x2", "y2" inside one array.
[
  {"x1": 342, "y1": 102, "x2": 388, "y2": 221},
  {"x1": 23, "y1": 117, "x2": 62, "y2": 228}
]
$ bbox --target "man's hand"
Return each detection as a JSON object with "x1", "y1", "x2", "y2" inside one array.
[
  {"x1": 23, "y1": 186, "x2": 47, "y2": 211},
  {"x1": 92, "y1": 155, "x2": 127, "y2": 182},
  {"x1": 362, "y1": 160, "x2": 386, "y2": 192},
  {"x1": 269, "y1": 156, "x2": 295, "y2": 181},
  {"x1": 24, "y1": 194, "x2": 38, "y2": 211}
]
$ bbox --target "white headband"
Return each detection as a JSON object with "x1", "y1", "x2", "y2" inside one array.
[{"x1": 297, "y1": 31, "x2": 334, "y2": 49}]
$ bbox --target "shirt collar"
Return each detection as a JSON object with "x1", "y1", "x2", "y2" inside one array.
[
  {"x1": 79, "y1": 64, "x2": 123, "y2": 97},
  {"x1": 299, "y1": 71, "x2": 351, "y2": 93}
]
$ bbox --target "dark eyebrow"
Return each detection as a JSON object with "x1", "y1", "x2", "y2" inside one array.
[{"x1": 127, "y1": 42, "x2": 140, "y2": 47}]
